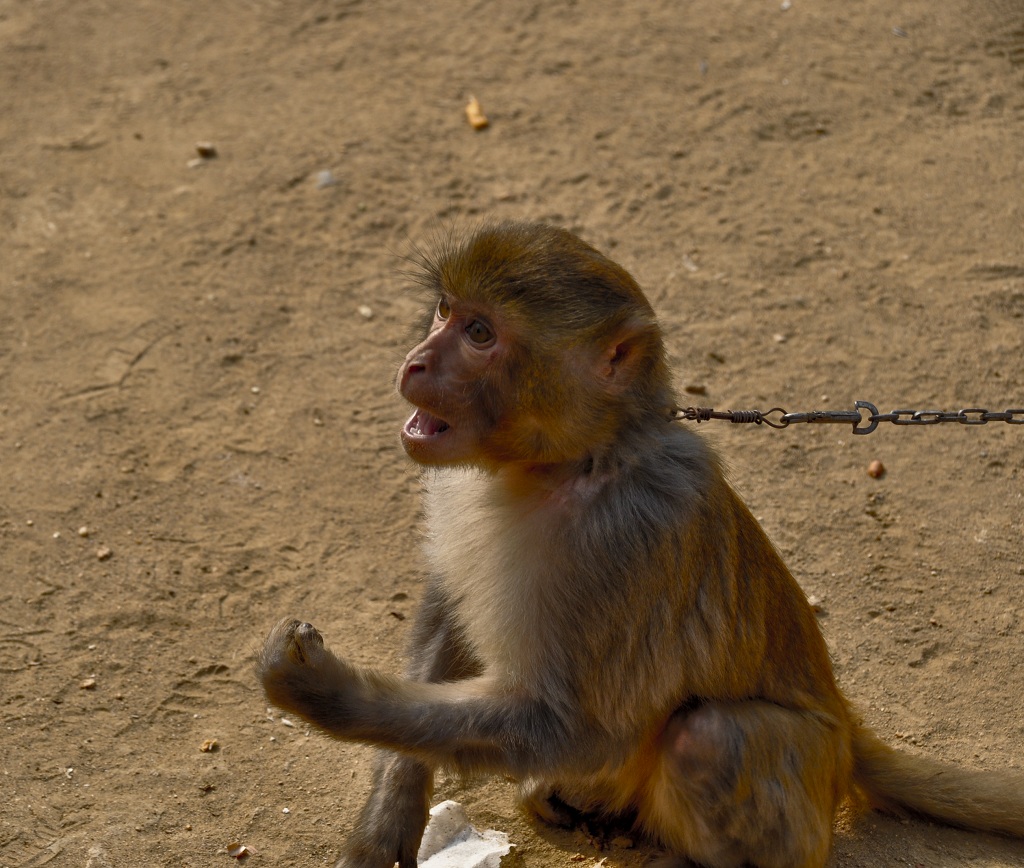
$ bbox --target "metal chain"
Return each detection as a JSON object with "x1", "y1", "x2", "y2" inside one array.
[{"x1": 670, "y1": 401, "x2": 1024, "y2": 435}]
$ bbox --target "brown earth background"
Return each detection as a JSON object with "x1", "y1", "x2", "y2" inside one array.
[{"x1": 2, "y1": 0, "x2": 1024, "y2": 866}]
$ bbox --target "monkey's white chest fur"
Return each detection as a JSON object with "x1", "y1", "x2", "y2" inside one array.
[{"x1": 423, "y1": 469, "x2": 565, "y2": 683}]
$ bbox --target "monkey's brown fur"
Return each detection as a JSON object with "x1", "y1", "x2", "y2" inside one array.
[{"x1": 258, "y1": 222, "x2": 1024, "y2": 868}]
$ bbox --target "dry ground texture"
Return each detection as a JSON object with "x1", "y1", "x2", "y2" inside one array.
[{"x1": 2, "y1": 0, "x2": 1024, "y2": 865}]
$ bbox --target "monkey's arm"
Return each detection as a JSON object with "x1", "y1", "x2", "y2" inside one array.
[{"x1": 258, "y1": 618, "x2": 587, "y2": 777}]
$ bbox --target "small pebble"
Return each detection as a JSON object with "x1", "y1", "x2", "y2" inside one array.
[
  {"x1": 358, "y1": 305, "x2": 374, "y2": 320},
  {"x1": 80, "y1": 678, "x2": 97, "y2": 690},
  {"x1": 465, "y1": 95, "x2": 489, "y2": 130},
  {"x1": 78, "y1": 526, "x2": 90, "y2": 538},
  {"x1": 195, "y1": 141, "x2": 218, "y2": 158},
  {"x1": 96, "y1": 546, "x2": 113, "y2": 561},
  {"x1": 867, "y1": 460, "x2": 885, "y2": 478}
]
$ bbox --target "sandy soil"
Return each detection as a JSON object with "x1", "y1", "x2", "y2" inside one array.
[{"x1": 2, "y1": 1, "x2": 1023, "y2": 866}]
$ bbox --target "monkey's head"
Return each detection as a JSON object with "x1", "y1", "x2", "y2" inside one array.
[{"x1": 398, "y1": 221, "x2": 673, "y2": 471}]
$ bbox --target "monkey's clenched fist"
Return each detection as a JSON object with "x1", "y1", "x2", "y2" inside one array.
[
  {"x1": 261, "y1": 618, "x2": 324, "y2": 666},
  {"x1": 257, "y1": 619, "x2": 358, "y2": 728}
]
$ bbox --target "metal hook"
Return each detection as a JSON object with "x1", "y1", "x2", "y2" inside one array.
[{"x1": 853, "y1": 401, "x2": 879, "y2": 435}]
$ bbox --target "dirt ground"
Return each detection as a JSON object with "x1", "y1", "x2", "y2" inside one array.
[{"x1": 2, "y1": 0, "x2": 1023, "y2": 865}]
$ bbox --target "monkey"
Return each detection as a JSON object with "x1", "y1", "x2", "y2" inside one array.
[{"x1": 257, "y1": 221, "x2": 1024, "y2": 868}]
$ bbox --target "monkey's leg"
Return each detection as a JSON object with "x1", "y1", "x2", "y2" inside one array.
[
  {"x1": 298, "y1": 583, "x2": 481, "y2": 868},
  {"x1": 642, "y1": 700, "x2": 849, "y2": 868},
  {"x1": 340, "y1": 752, "x2": 433, "y2": 868}
]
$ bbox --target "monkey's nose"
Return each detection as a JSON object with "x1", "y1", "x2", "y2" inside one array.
[{"x1": 399, "y1": 351, "x2": 431, "y2": 391}]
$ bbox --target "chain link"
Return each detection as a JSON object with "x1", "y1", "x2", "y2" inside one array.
[{"x1": 670, "y1": 402, "x2": 1024, "y2": 435}]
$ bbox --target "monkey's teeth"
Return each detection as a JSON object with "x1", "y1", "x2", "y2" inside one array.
[{"x1": 407, "y1": 409, "x2": 450, "y2": 437}]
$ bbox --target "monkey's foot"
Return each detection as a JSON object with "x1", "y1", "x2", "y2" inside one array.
[{"x1": 518, "y1": 782, "x2": 577, "y2": 828}]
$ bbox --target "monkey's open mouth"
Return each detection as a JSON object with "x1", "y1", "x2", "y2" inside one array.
[{"x1": 404, "y1": 409, "x2": 451, "y2": 438}]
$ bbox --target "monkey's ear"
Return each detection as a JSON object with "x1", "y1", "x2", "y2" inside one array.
[{"x1": 595, "y1": 321, "x2": 653, "y2": 395}]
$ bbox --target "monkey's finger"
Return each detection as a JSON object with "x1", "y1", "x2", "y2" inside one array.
[
  {"x1": 262, "y1": 618, "x2": 302, "y2": 663},
  {"x1": 286, "y1": 620, "x2": 324, "y2": 665}
]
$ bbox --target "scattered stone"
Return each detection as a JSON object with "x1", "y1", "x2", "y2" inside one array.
[
  {"x1": 195, "y1": 141, "x2": 218, "y2": 158},
  {"x1": 96, "y1": 546, "x2": 113, "y2": 561},
  {"x1": 200, "y1": 738, "x2": 219, "y2": 752},
  {"x1": 80, "y1": 677, "x2": 97, "y2": 690},
  {"x1": 867, "y1": 459, "x2": 885, "y2": 478},
  {"x1": 78, "y1": 526, "x2": 90, "y2": 537},
  {"x1": 358, "y1": 304, "x2": 374, "y2": 319}
]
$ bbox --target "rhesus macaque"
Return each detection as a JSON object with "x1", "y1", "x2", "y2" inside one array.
[{"x1": 258, "y1": 222, "x2": 1024, "y2": 868}]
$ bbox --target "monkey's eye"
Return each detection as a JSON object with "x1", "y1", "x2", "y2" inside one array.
[
  {"x1": 465, "y1": 319, "x2": 494, "y2": 345},
  {"x1": 436, "y1": 298, "x2": 451, "y2": 320}
]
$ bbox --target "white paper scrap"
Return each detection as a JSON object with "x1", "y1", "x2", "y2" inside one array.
[{"x1": 417, "y1": 800, "x2": 514, "y2": 868}]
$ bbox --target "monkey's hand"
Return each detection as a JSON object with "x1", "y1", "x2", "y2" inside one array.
[{"x1": 256, "y1": 618, "x2": 360, "y2": 728}]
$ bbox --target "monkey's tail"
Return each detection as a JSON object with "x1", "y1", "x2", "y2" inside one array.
[{"x1": 851, "y1": 723, "x2": 1024, "y2": 838}]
